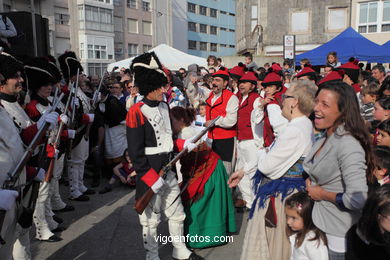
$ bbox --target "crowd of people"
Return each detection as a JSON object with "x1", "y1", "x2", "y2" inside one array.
[{"x1": 0, "y1": 47, "x2": 390, "y2": 260}]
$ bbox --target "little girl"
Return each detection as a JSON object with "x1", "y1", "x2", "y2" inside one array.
[
  {"x1": 372, "y1": 97, "x2": 390, "y2": 144},
  {"x1": 99, "y1": 149, "x2": 136, "y2": 194},
  {"x1": 285, "y1": 192, "x2": 328, "y2": 260},
  {"x1": 377, "y1": 119, "x2": 390, "y2": 147}
]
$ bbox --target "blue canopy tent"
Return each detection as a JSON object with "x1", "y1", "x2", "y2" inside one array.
[{"x1": 296, "y1": 27, "x2": 390, "y2": 65}]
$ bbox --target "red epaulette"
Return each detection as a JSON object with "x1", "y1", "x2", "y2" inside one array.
[
  {"x1": 25, "y1": 100, "x2": 40, "y2": 119},
  {"x1": 126, "y1": 102, "x2": 145, "y2": 128}
]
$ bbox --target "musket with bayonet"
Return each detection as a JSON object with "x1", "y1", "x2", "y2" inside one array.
[
  {"x1": 134, "y1": 116, "x2": 221, "y2": 215},
  {"x1": 66, "y1": 69, "x2": 80, "y2": 160},
  {"x1": 0, "y1": 93, "x2": 64, "y2": 244},
  {"x1": 45, "y1": 85, "x2": 75, "y2": 182}
]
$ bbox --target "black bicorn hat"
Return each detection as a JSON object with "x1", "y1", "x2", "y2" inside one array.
[
  {"x1": 130, "y1": 51, "x2": 168, "y2": 96},
  {"x1": 24, "y1": 57, "x2": 55, "y2": 92},
  {"x1": 0, "y1": 52, "x2": 23, "y2": 83},
  {"x1": 58, "y1": 51, "x2": 83, "y2": 80}
]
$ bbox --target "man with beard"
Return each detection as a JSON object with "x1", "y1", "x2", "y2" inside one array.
[{"x1": 204, "y1": 67, "x2": 239, "y2": 176}]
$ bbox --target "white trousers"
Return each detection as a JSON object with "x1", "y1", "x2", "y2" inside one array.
[
  {"x1": 68, "y1": 137, "x2": 89, "y2": 198},
  {"x1": 49, "y1": 155, "x2": 66, "y2": 210},
  {"x1": 235, "y1": 139, "x2": 258, "y2": 208},
  {"x1": 33, "y1": 182, "x2": 57, "y2": 240},
  {"x1": 138, "y1": 172, "x2": 192, "y2": 260},
  {"x1": 12, "y1": 225, "x2": 31, "y2": 260}
]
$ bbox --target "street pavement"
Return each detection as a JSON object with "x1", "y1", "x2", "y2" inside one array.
[{"x1": 31, "y1": 179, "x2": 248, "y2": 260}]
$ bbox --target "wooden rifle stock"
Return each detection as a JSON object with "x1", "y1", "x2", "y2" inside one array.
[{"x1": 134, "y1": 116, "x2": 221, "y2": 215}]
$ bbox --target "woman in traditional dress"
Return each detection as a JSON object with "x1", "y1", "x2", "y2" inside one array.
[
  {"x1": 229, "y1": 80, "x2": 318, "y2": 260},
  {"x1": 170, "y1": 106, "x2": 236, "y2": 249}
]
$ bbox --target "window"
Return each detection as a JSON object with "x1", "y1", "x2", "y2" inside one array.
[
  {"x1": 229, "y1": 13, "x2": 235, "y2": 16},
  {"x1": 143, "y1": 44, "x2": 152, "y2": 53},
  {"x1": 220, "y1": 10, "x2": 227, "y2": 15},
  {"x1": 188, "y1": 3, "x2": 195, "y2": 13},
  {"x1": 327, "y1": 8, "x2": 347, "y2": 31},
  {"x1": 88, "y1": 63, "x2": 107, "y2": 77},
  {"x1": 114, "y1": 16, "x2": 123, "y2": 32},
  {"x1": 142, "y1": 21, "x2": 152, "y2": 35},
  {"x1": 199, "y1": 24, "x2": 207, "y2": 33},
  {"x1": 229, "y1": 29, "x2": 235, "y2": 32},
  {"x1": 115, "y1": 44, "x2": 123, "y2": 55},
  {"x1": 128, "y1": 19, "x2": 138, "y2": 33},
  {"x1": 291, "y1": 10, "x2": 309, "y2": 33},
  {"x1": 200, "y1": 42, "x2": 207, "y2": 51},
  {"x1": 87, "y1": 45, "x2": 107, "y2": 59},
  {"x1": 188, "y1": 22, "x2": 196, "y2": 32},
  {"x1": 128, "y1": 44, "x2": 138, "y2": 57},
  {"x1": 55, "y1": 13, "x2": 70, "y2": 25},
  {"x1": 383, "y1": 1, "x2": 390, "y2": 31},
  {"x1": 188, "y1": 40, "x2": 197, "y2": 50},
  {"x1": 210, "y1": 43, "x2": 217, "y2": 52},
  {"x1": 229, "y1": 45, "x2": 235, "y2": 48},
  {"x1": 220, "y1": 43, "x2": 227, "y2": 47},
  {"x1": 199, "y1": 5, "x2": 207, "y2": 16},
  {"x1": 210, "y1": 8, "x2": 217, "y2": 18},
  {"x1": 127, "y1": 0, "x2": 137, "y2": 8},
  {"x1": 251, "y1": 5, "x2": 258, "y2": 31},
  {"x1": 79, "y1": 5, "x2": 113, "y2": 32},
  {"x1": 358, "y1": 1, "x2": 390, "y2": 33},
  {"x1": 210, "y1": 26, "x2": 217, "y2": 35},
  {"x1": 142, "y1": 1, "x2": 150, "y2": 12},
  {"x1": 114, "y1": 0, "x2": 121, "y2": 6},
  {"x1": 220, "y1": 27, "x2": 227, "y2": 31}
]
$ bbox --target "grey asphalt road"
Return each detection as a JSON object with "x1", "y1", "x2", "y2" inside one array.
[{"x1": 31, "y1": 180, "x2": 248, "y2": 260}]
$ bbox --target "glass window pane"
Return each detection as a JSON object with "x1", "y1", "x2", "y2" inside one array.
[
  {"x1": 142, "y1": 21, "x2": 152, "y2": 35},
  {"x1": 382, "y1": 23, "x2": 390, "y2": 31},
  {"x1": 368, "y1": 2, "x2": 377, "y2": 23},
  {"x1": 384, "y1": 1, "x2": 390, "y2": 21},
  {"x1": 359, "y1": 3, "x2": 368, "y2": 24},
  {"x1": 358, "y1": 25, "x2": 367, "y2": 33},
  {"x1": 368, "y1": 24, "x2": 377, "y2": 32}
]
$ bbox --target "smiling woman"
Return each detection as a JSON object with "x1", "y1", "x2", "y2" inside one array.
[{"x1": 303, "y1": 81, "x2": 375, "y2": 260}]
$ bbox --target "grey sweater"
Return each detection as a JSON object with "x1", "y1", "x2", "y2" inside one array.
[{"x1": 303, "y1": 125, "x2": 368, "y2": 237}]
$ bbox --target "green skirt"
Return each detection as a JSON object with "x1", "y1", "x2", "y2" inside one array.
[{"x1": 184, "y1": 160, "x2": 237, "y2": 248}]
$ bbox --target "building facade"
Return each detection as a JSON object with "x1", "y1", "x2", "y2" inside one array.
[
  {"x1": 351, "y1": 0, "x2": 390, "y2": 45},
  {"x1": 151, "y1": 0, "x2": 236, "y2": 58},
  {"x1": 236, "y1": 0, "x2": 352, "y2": 57},
  {"x1": 113, "y1": 0, "x2": 152, "y2": 61}
]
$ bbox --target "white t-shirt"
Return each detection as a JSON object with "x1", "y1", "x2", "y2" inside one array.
[{"x1": 289, "y1": 231, "x2": 329, "y2": 260}]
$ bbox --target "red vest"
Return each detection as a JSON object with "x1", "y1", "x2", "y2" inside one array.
[
  {"x1": 206, "y1": 89, "x2": 237, "y2": 139},
  {"x1": 237, "y1": 92, "x2": 260, "y2": 140},
  {"x1": 263, "y1": 87, "x2": 287, "y2": 147}
]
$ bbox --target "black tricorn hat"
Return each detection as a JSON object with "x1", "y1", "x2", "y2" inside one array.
[
  {"x1": 24, "y1": 58, "x2": 55, "y2": 92},
  {"x1": 58, "y1": 51, "x2": 83, "y2": 80},
  {"x1": 130, "y1": 51, "x2": 167, "y2": 96},
  {"x1": 46, "y1": 56, "x2": 62, "y2": 83}
]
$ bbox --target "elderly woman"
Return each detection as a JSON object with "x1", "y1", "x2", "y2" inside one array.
[
  {"x1": 303, "y1": 82, "x2": 374, "y2": 260},
  {"x1": 229, "y1": 80, "x2": 318, "y2": 260}
]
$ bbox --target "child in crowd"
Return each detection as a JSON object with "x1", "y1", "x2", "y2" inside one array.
[
  {"x1": 346, "y1": 184, "x2": 390, "y2": 260},
  {"x1": 377, "y1": 119, "x2": 390, "y2": 147},
  {"x1": 371, "y1": 97, "x2": 390, "y2": 144},
  {"x1": 325, "y1": 51, "x2": 341, "y2": 68},
  {"x1": 193, "y1": 102, "x2": 206, "y2": 131},
  {"x1": 285, "y1": 192, "x2": 328, "y2": 260},
  {"x1": 373, "y1": 146, "x2": 390, "y2": 187},
  {"x1": 99, "y1": 149, "x2": 136, "y2": 194},
  {"x1": 360, "y1": 82, "x2": 379, "y2": 122}
]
